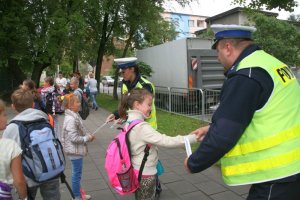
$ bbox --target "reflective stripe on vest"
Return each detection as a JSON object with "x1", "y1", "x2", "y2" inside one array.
[
  {"x1": 122, "y1": 77, "x2": 157, "y2": 130},
  {"x1": 221, "y1": 50, "x2": 300, "y2": 186}
]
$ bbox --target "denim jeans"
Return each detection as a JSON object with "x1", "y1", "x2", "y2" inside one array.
[
  {"x1": 27, "y1": 178, "x2": 60, "y2": 200},
  {"x1": 89, "y1": 92, "x2": 99, "y2": 109},
  {"x1": 71, "y1": 158, "x2": 83, "y2": 198}
]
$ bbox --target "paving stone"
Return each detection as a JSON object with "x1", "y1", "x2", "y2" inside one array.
[
  {"x1": 180, "y1": 190, "x2": 212, "y2": 200},
  {"x1": 210, "y1": 191, "x2": 245, "y2": 200},
  {"x1": 194, "y1": 180, "x2": 227, "y2": 195},
  {"x1": 165, "y1": 180, "x2": 199, "y2": 195},
  {"x1": 160, "y1": 171, "x2": 183, "y2": 183}
]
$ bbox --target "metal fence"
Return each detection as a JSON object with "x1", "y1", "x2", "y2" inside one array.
[
  {"x1": 99, "y1": 84, "x2": 221, "y2": 123},
  {"x1": 155, "y1": 86, "x2": 221, "y2": 123}
]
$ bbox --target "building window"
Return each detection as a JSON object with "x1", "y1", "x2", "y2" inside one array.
[
  {"x1": 188, "y1": 20, "x2": 194, "y2": 27},
  {"x1": 197, "y1": 20, "x2": 204, "y2": 27}
]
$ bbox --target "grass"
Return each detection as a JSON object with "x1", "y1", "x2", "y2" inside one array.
[{"x1": 97, "y1": 94, "x2": 208, "y2": 150}]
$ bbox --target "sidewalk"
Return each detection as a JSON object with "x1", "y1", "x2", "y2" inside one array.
[{"x1": 6, "y1": 106, "x2": 250, "y2": 200}]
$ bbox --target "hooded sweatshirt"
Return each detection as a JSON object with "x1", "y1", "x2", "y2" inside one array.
[{"x1": 3, "y1": 108, "x2": 54, "y2": 187}]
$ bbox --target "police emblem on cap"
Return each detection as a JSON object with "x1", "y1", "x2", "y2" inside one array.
[
  {"x1": 114, "y1": 57, "x2": 138, "y2": 69},
  {"x1": 211, "y1": 24, "x2": 256, "y2": 49}
]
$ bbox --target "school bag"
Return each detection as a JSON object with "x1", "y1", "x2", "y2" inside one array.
[
  {"x1": 78, "y1": 90, "x2": 90, "y2": 120},
  {"x1": 105, "y1": 120, "x2": 151, "y2": 195},
  {"x1": 10, "y1": 118, "x2": 65, "y2": 183},
  {"x1": 44, "y1": 90, "x2": 64, "y2": 115}
]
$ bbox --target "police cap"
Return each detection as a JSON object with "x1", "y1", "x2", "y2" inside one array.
[
  {"x1": 211, "y1": 24, "x2": 256, "y2": 49},
  {"x1": 114, "y1": 57, "x2": 138, "y2": 69}
]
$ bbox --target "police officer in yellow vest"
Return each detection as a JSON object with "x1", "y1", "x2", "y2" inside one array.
[
  {"x1": 184, "y1": 24, "x2": 300, "y2": 200},
  {"x1": 106, "y1": 57, "x2": 157, "y2": 130}
]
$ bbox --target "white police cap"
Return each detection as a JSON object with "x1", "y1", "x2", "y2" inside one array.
[
  {"x1": 114, "y1": 57, "x2": 138, "y2": 69},
  {"x1": 211, "y1": 24, "x2": 256, "y2": 49}
]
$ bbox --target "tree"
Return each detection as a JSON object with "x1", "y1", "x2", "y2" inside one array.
[
  {"x1": 233, "y1": 0, "x2": 298, "y2": 11},
  {"x1": 248, "y1": 12, "x2": 300, "y2": 66}
]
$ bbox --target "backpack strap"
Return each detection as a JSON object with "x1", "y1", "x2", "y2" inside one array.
[
  {"x1": 138, "y1": 144, "x2": 151, "y2": 182},
  {"x1": 124, "y1": 120, "x2": 152, "y2": 182}
]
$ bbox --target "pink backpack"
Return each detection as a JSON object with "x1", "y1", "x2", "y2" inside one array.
[{"x1": 104, "y1": 120, "x2": 151, "y2": 195}]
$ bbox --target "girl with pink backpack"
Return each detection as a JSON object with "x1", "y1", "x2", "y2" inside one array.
[{"x1": 115, "y1": 88, "x2": 197, "y2": 200}]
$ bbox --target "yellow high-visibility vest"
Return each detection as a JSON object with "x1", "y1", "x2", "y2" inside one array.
[
  {"x1": 122, "y1": 77, "x2": 157, "y2": 130},
  {"x1": 221, "y1": 50, "x2": 300, "y2": 186}
]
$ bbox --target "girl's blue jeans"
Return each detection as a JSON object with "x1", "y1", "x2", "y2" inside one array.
[
  {"x1": 71, "y1": 158, "x2": 83, "y2": 198},
  {"x1": 90, "y1": 92, "x2": 99, "y2": 109}
]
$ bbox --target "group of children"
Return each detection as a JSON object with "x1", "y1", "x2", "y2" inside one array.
[
  {"x1": 0, "y1": 76, "x2": 96, "y2": 200},
  {"x1": 0, "y1": 76, "x2": 198, "y2": 200}
]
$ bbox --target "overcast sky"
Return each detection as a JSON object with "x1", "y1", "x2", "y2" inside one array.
[{"x1": 163, "y1": 0, "x2": 300, "y2": 20}]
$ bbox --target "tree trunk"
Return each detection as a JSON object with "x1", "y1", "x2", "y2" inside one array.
[
  {"x1": 95, "y1": 12, "x2": 109, "y2": 92},
  {"x1": 31, "y1": 62, "x2": 50, "y2": 88},
  {"x1": 8, "y1": 57, "x2": 26, "y2": 88}
]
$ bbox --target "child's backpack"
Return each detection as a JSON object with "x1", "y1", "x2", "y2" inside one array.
[
  {"x1": 45, "y1": 90, "x2": 64, "y2": 115},
  {"x1": 105, "y1": 120, "x2": 151, "y2": 195},
  {"x1": 10, "y1": 118, "x2": 65, "y2": 183},
  {"x1": 79, "y1": 90, "x2": 90, "y2": 120}
]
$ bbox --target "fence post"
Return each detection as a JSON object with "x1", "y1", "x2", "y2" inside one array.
[
  {"x1": 168, "y1": 87, "x2": 171, "y2": 113},
  {"x1": 200, "y1": 89, "x2": 205, "y2": 121}
]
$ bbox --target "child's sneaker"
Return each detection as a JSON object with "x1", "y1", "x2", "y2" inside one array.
[{"x1": 84, "y1": 194, "x2": 91, "y2": 200}]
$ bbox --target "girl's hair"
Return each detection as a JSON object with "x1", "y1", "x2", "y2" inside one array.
[
  {"x1": 0, "y1": 99, "x2": 5, "y2": 114},
  {"x1": 23, "y1": 79, "x2": 36, "y2": 90},
  {"x1": 44, "y1": 77, "x2": 54, "y2": 86},
  {"x1": 23, "y1": 79, "x2": 41, "y2": 101},
  {"x1": 63, "y1": 93, "x2": 79, "y2": 109},
  {"x1": 118, "y1": 88, "x2": 153, "y2": 118},
  {"x1": 70, "y1": 77, "x2": 79, "y2": 85}
]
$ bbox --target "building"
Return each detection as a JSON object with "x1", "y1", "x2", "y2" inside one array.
[
  {"x1": 161, "y1": 12, "x2": 208, "y2": 39},
  {"x1": 195, "y1": 7, "x2": 300, "y2": 35},
  {"x1": 205, "y1": 7, "x2": 277, "y2": 26}
]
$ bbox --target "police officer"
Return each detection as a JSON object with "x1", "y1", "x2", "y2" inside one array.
[
  {"x1": 106, "y1": 57, "x2": 157, "y2": 129},
  {"x1": 184, "y1": 24, "x2": 300, "y2": 199},
  {"x1": 106, "y1": 57, "x2": 161, "y2": 197}
]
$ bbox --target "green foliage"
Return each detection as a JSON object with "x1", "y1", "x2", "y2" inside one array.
[
  {"x1": 247, "y1": 12, "x2": 300, "y2": 66},
  {"x1": 137, "y1": 61, "x2": 153, "y2": 78},
  {"x1": 196, "y1": 27, "x2": 214, "y2": 39},
  {"x1": 233, "y1": 0, "x2": 298, "y2": 11}
]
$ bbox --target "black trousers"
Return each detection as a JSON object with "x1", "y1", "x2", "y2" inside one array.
[{"x1": 247, "y1": 177, "x2": 300, "y2": 200}]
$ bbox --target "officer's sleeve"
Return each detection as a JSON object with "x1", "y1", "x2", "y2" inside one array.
[{"x1": 187, "y1": 71, "x2": 271, "y2": 173}]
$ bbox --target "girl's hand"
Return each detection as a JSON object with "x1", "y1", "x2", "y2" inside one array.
[
  {"x1": 191, "y1": 125, "x2": 210, "y2": 142},
  {"x1": 88, "y1": 134, "x2": 96, "y2": 141}
]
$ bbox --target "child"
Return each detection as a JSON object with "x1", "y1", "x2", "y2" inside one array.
[
  {"x1": 118, "y1": 88, "x2": 197, "y2": 200},
  {"x1": 20, "y1": 79, "x2": 44, "y2": 111},
  {"x1": 2, "y1": 89, "x2": 61, "y2": 199},
  {"x1": 61, "y1": 93, "x2": 95, "y2": 200},
  {"x1": 0, "y1": 99, "x2": 27, "y2": 200},
  {"x1": 40, "y1": 76, "x2": 62, "y2": 139},
  {"x1": 63, "y1": 82, "x2": 72, "y2": 95}
]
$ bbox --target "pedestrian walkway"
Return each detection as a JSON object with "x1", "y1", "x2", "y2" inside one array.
[{"x1": 5, "y1": 106, "x2": 250, "y2": 200}]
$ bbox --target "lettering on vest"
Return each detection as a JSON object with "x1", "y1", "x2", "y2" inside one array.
[{"x1": 274, "y1": 65, "x2": 295, "y2": 85}]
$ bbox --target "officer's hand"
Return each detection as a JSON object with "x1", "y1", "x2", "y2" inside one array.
[
  {"x1": 191, "y1": 125, "x2": 210, "y2": 142},
  {"x1": 184, "y1": 157, "x2": 191, "y2": 173},
  {"x1": 106, "y1": 114, "x2": 115, "y2": 123}
]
